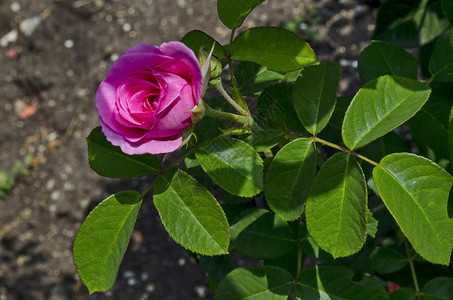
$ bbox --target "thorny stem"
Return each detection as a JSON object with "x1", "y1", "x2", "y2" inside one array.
[
  {"x1": 404, "y1": 238, "x2": 421, "y2": 298},
  {"x1": 214, "y1": 83, "x2": 249, "y2": 116}
]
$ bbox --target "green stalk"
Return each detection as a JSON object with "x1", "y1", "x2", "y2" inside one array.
[{"x1": 404, "y1": 238, "x2": 421, "y2": 298}]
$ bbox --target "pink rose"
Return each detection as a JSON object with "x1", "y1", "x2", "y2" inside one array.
[{"x1": 96, "y1": 42, "x2": 203, "y2": 155}]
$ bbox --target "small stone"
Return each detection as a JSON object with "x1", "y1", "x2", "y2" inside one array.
[
  {"x1": 177, "y1": 257, "x2": 186, "y2": 266},
  {"x1": 145, "y1": 283, "x2": 155, "y2": 293},
  {"x1": 194, "y1": 285, "x2": 207, "y2": 298},
  {"x1": 16, "y1": 255, "x2": 28, "y2": 266},
  {"x1": 122, "y1": 23, "x2": 131, "y2": 32},
  {"x1": 110, "y1": 53, "x2": 119, "y2": 62},
  {"x1": 10, "y1": 2, "x2": 21, "y2": 12},
  {"x1": 123, "y1": 270, "x2": 135, "y2": 278},
  {"x1": 140, "y1": 272, "x2": 149, "y2": 281},
  {"x1": 46, "y1": 178, "x2": 56, "y2": 190},
  {"x1": 64, "y1": 39, "x2": 74, "y2": 48},
  {"x1": 127, "y1": 278, "x2": 138, "y2": 286},
  {"x1": 50, "y1": 190, "x2": 61, "y2": 202}
]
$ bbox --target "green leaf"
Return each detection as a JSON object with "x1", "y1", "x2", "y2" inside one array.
[
  {"x1": 198, "y1": 255, "x2": 234, "y2": 286},
  {"x1": 367, "y1": 210, "x2": 379, "y2": 238},
  {"x1": 73, "y1": 190, "x2": 142, "y2": 294},
  {"x1": 318, "y1": 96, "x2": 353, "y2": 144},
  {"x1": 181, "y1": 30, "x2": 227, "y2": 62},
  {"x1": 373, "y1": 153, "x2": 453, "y2": 265},
  {"x1": 235, "y1": 61, "x2": 283, "y2": 95},
  {"x1": 257, "y1": 82, "x2": 306, "y2": 132},
  {"x1": 87, "y1": 127, "x2": 160, "y2": 178},
  {"x1": 361, "y1": 131, "x2": 410, "y2": 178},
  {"x1": 299, "y1": 221, "x2": 333, "y2": 260},
  {"x1": 230, "y1": 208, "x2": 295, "y2": 259},
  {"x1": 196, "y1": 137, "x2": 263, "y2": 197},
  {"x1": 390, "y1": 288, "x2": 416, "y2": 300},
  {"x1": 423, "y1": 277, "x2": 453, "y2": 299},
  {"x1": 293, "y1": 62, "x2": 341, "y2": 134},
  {"x1": 429, "y1": 29, "x2": 453, "y2": 83},
  {"x1": 244, "y1": 130, "x2": 284, "y2": 152},
  {"x1": 306, "y1": 152, "x2": 368, "y2": 258},
  {"x1": 296, "y1": 265, "x2": 390, "y2": 299},
  {"x1": 442, "y1": 0, "x2": 453, "y2": 24},
  {"x1": 265, "y1": 138, "x2": 316, "y2": 221},
  {"x1": 373, "y1": 0, "x2": 449, "y2": 48},
  {"x1": 409, "y1": 92, "x2": 452, "y2": 169},
  {"x1": 369, "y1": 247, "x2": 408, "y2": 274},
  {"x1": 216, "y1": 266, "x2": 293, "y2": 300},
  {"x1": 153, "y1": 168, "x2": 230, "y2": 255},
  {"x1": 217, "y1": 0, "x2": 264, "y2": 29},
  {"x1": 342, "y1": 75, "x2": 431, "y2": 150},
  {"x1": 264, "y1": 246, "x2": 302, "y2": 279},
  {"x1": 230, "y1": 27, "x2": 317, "y2": 72},
  {"x1": 357, "y1": 40, "x2": 418, "y2": 83},
  {"x1": 449, "y1": 106, "x2": 453, "y2": 165}
]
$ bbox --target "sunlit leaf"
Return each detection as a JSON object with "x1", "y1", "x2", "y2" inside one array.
[
  {"x1": 265, "y1": 138, "x2": 316, "y2": 221},
  {"x1": 306, "y1": 152, "x2": 368, "y2": 258},
  {"x1": 293, "y1": 62, "x2": 341, "y2": 134},
  {"x1": 73, "y1": 190, "x2": 142, "y2": 293},
  {"x1": 154, "y1": 168, "x2": 230, "y2": 255},
  {"x1": 230, "y1": 27, "x2": 317, "y2": 72},
  {"x1": 342, "y1": 75, "x2": 431, "y2": 150},
  {"x1": 373, "y1": 153, "x2": 453, "y2": 265},
  {"x1": 196, "y1": 137, "x2": 263, "y2": 197}
]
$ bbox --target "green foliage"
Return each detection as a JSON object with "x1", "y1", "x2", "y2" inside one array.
[
  {"x1": 423, "y1": 277, "x2": 453, "y2": 299},
  {"x1": 196, "y1": 137, "x2": 263, "y2": 197},
  {"x1": 257, "y1": 82, "x2": 306, "y2": 132},
  {"x1": 217, "y1": 0, "x2": 264, "y2": 29},
  {"x1": 296, "y1": 265, "x2": 390, "y2": 299},
  {"x1": 429, "y1": 28, "x2": 453, "y2": 83},
  {"x1": 409, "y1": 92, "x2": 452, "y2": 169},
  {"x1": 358, "y1": 40, "x2": 419, "y2": 82},
  {"x1": 181, "y1": 30, "x2": 227, "y2": 62},
  {"x1": 234, "y1": 61, "x2": 283, "y2": 95},
  {"x1": 373, "y1": 153, "x2": 453, "y2": 264},
  {"x1": 265, "y1": 138, "x2": 316, "y2": 221},
  {"x1": 373, "y1": 0, "x2": 449, "y2": 48},
  {"x1": 306, "y1": 152, "x2": 368, "y2": 258},
  {"x1": 216, "y1": 266, "x2": 293, "y2": 300},
  {"x1": 73, "y1": 191, "x2": 142, "y2": 293},
  {"x1": 87, "y1": 127, "x2": 160, "y2": 178},
  {"x1": 153, "y1": 168, "x2": 230, "y2": 255},
  {"x1": 293, "y1": 62, "x2": 341, "y2": 134},
  {"x1": 230, "y1": 208, "x2": 295, "y2": 259},
  {"x1": 76, "y1": 0, "x2": 453, "y2": 297},
  {"x1": 342, "y1": 75, "x2": 431, "y2": 150},
  {"x1": 230, "y1": 27, "x2": 317, "y2": 72},
  {"x1": 370, "y1": 247, "x2": 408, "y2": 274}
]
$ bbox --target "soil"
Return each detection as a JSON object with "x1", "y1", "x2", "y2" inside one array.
[{"x1": 0, "y1": 0, "x2": 377, "y2": 299}]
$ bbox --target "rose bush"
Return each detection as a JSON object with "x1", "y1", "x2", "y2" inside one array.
[{"x1": 95, "y1": 41, "x2": 203, "y2": 155}]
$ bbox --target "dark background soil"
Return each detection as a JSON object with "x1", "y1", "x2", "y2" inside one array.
[{"x1": 0, "y1": 0, "x2": 378, "y2": 299}]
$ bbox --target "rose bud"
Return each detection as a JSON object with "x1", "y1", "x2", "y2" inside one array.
[{"x1": 95, "y1": 42, "x2": 203, "y2": 155}]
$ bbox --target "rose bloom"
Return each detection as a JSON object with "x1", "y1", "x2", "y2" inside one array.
[{"x1": 96, "y1": 42, "x2": 202, "y2": 155}]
